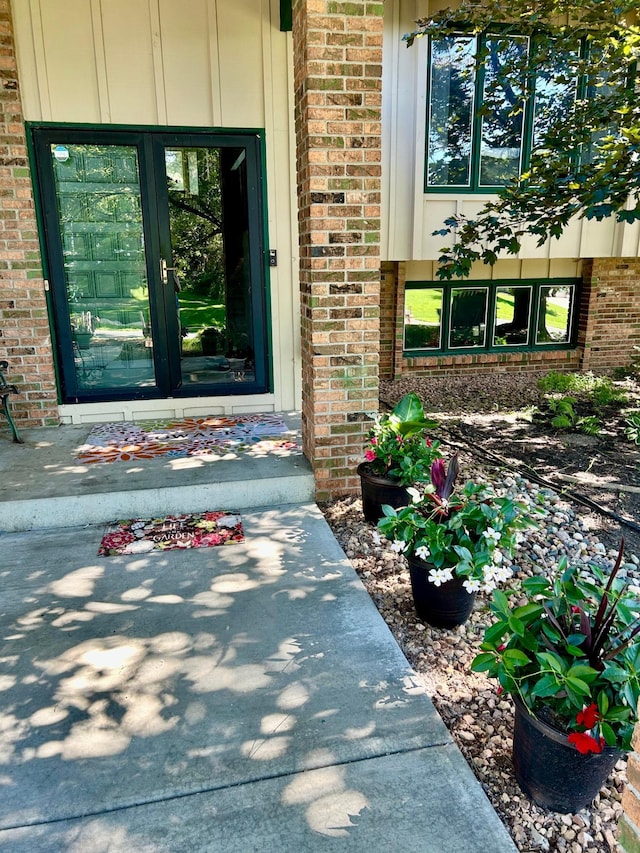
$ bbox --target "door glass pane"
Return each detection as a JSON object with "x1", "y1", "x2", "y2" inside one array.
[
  {"x1": 427, "y1": 36, "x2": 476, "y2": 188},
  {"x1": 479, "y1": 36, "x2": 528, "y2": 186},
  {"x1": 536, "y1": 285, "x2": 574, "y2": 344},
  {"x1": 165, "y1": 147, "x2": 255, "y2": 387},
  {"x1": 404, "y1": 288, "x2": 443, "y2": 349},
  {"x1": 449, "y1": 288, "x2": 488, "y2": 348},
  {"x1": 493, "y1": 286, "x2": 532, "y2": 346},
  {"x1": 51, "y1": 144, "x2": 156, "y2": 391}
]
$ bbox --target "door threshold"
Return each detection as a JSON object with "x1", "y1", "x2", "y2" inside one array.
[{"x1": 58, "y1": 393, "x2": 277, "y2": 425}]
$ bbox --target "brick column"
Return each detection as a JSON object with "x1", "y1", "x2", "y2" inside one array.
[
  {"x1": 292, "y1": 0, "x2": 383, "y2": 499},
  {"x1": 580, "y1": 258, "x2": 640, "y2": 373},
  {"x1": 620, "y1": 711, "x2": 640, "y2": 852},
  {"x1": 0, "y1": 0, "x2": 57, "y2": 429}
]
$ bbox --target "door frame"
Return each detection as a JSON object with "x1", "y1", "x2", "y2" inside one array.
[{"x1": 29, "y1": 123, "x2": 272, "y2": 404}]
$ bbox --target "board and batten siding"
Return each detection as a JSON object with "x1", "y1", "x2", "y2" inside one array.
[
  {"x1": 11, "y1": 0, "x2": 301, "y2": 419},
  {"x1": 382, "y1": 0, "x2": 640, "y2": 266}
]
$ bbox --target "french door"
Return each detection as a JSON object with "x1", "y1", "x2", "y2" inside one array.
[{"x1": 32, "y1": 127, "x2": 270, "y2": 403}]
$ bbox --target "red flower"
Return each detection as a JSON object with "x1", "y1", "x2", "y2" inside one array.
[
  {"x1": 365, "y1": 449, "x2": 376, "y2": 462},
  {"x1": 426, "y1": 438, "x2": 432, "y2": 447},
  {"x1": 576, "y1": 703, "x2": 600, "y2": 729},
  {"x1": 370, "y1": 437, "x2": 377, "y2": 445},
  {"x1": 568, "y1": 732, "x2": 604, "y2": 754}
]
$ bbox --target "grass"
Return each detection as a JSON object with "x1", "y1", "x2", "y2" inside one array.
[
  {"x1": 405, "y1": 289, "x2": 569, "y2": 330},
  {"x1": 178, "y1": 291, "x2": 225, "y2": 332}
]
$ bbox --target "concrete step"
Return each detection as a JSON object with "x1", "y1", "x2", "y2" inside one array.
[{"x1": 0, "y1": 413, "x2": 314, "y2": 532}]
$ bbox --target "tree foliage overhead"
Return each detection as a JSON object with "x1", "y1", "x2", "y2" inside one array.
[{"x1": 405, "y1": 0, "x2": 640, "y2": 279}]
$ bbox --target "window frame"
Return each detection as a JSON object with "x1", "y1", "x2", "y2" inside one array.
[
  {"x1": 403, "y1": 278, "x2": 580, "y2": 357},
  {"x1": 424, "y1": 30, "x2": 587, "y2": 194}
]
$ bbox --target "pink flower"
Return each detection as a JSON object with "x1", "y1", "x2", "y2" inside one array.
[
  {"x1": 576, "y1": 703, "x2": 600, "y2": 729},
  {"x1": 370, "y1": 437, "x2": 377, "y2": 445},
  {"x1": 568, "y1": 732, "x2": 604, "y2": 754},
  {"x1": 426, "y1": 438, "x2": 432, "y2": 447},
  {"x1": 365, "y1": 449, "x2": 376, "y2": 462}
]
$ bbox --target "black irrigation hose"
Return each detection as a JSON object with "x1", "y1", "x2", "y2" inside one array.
[{"x1": 439, "y1": 425, "x2": 640, "y2": 536}]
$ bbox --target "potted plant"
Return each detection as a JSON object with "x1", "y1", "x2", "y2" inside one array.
[
  {"x1": 72, "y1": 311, "x2": 94, "y2": 350},
  {"x1": 378, "y1": 454, "x2": 532, "y2": 628},
  {"x1": 358, "y1": 392, "x2": 439, "y2": 523},
  {"x1": 471, "y1": 542, "x2": 640, "y2": 812}
]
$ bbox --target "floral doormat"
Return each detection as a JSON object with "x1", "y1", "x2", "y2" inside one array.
[
  {"x1": 77, "y1": 414, "x2": 297, "y2": 464},
  {"x1": 98, "y1": 511, "x2": 244, "y2": 556}
]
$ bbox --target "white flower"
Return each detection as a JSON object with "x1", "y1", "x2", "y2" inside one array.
[
  {"x1": 492, "y1": 565, "x2": 513, "y2": 584},
  {"x1": 493, "y1": 550, "x2": 503, "y2": 564},
  {"x1": 371, "y1": 531, "x2": 382, "y2": 545},
  {"x1": 391, "y1": 539, "x2": 408, "y2": 553},
  {"x1": 463, "y1": 578, "x2": 481, "y2": 594},
  {"x1": 428, "y1": 567, "x2": 454, "y2": 587},
  {"x1": 415, "y1": 544, "x2": 431, "y2": 560},
  {"x1": 406, "y1": 486, "x2": 421, "y2": 504},
  {"x1": 482, "y1": 579, "x2": 497, "y2": 594},
  {"x1": 483, "y1": 526, "x2": 501, "y2": 544}
]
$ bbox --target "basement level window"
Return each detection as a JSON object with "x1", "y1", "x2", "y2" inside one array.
[{"x1": 403, "y1": 279, "x2": 578, "y2": 355}]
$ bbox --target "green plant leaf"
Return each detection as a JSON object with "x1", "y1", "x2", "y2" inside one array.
[
  {"x1": 531, "y1": 674, "x2": 561, "y2": 699},
  {"x1": 471, "y1": 652, "x2": 496, "y2": 672},
  {"x1": 601, "y1": 721, "x2": 617, "y2": 747},
  {"x1": 565, "y1": 675, "x2": 591, "y2": 696},
  {"x1": 567, "y1": 664, "x2": 599, "y2": 683}
]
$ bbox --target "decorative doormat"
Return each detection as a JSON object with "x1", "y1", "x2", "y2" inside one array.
[
  {"x1": 77, "y1": 414, "x2": 297, "y2": 464},
  {"x1": 98, "y1": 511, "x2": 244, "y2": 556}
]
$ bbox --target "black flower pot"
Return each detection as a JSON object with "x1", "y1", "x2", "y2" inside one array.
[
  {"x1": 406, "y1": 555, "x2": 477, "y2": 628},
  {"x1": 357, "y1": 462, "x2": 411, "y2": 524},
  {"x1": 512, "y1": 696, "x2": 622, "y2": 812}
]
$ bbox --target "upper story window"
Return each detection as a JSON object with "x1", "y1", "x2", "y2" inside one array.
[{"x1": 425, "y1": 33, "x2": 578, "y2": 191}]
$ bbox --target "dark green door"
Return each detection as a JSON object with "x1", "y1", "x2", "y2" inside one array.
[{"x1": 32, "y1": 128, "x2": 269, "y2": 403}]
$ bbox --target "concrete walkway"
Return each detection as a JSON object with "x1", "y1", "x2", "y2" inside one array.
[{"x1": 0, "y1": 502, "x2": 516, "y2": 852}]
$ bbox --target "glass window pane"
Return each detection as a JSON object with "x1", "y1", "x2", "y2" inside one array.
[
  {"x1": 533, "y1": 44, "x2": 578, "y2": 149},
  {"x1": 166, "y1": 147, "x2": 256, "y2": 387},
  {"x1": 404, "y1": 288, "x2": 443, "y2": 349},
  {"x1": 52, "y1": 143, "x2": 156, "y2": 392},
  {"x1": 493, "y1": 287, "x2": 532, "y2": 346},
  {"x1": 427, "y1": 36, "x2": 476, "y2": 187},
  {"x1": 536, "y1": 285, "x2": 574, "y2": 344},
  {"x1": 479, "y1": 36, "x2": 528, "y2": 186},
  {"x1": 449, "y1": 288, "x2": 488, "y2": 348}
]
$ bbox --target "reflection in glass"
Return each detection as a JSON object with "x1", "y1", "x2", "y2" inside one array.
[
  {"x1": 479, "y1": 36, "x2": 528, "y2": 186},
  {"x1": 533, "y1": 44, "x2": 578, "y2": 149},
  {"x1": 404, "y1": 288, "x2": 443, "y2": 349},
  {"x1": 449, "y1": 288, "x2": 488, "y2": 348},
  {"x1": 493, "y1": 287, "x2": 532, "y2": 346},
  {"x1": 166, "y1": 147, "x2": 255, "y2": 387},
  {"x1": 427, "y1": 36, "x2": 476, "y2": 187},
  {"x1": 52, "y1": 144, "x2": 156, "y2": 392},
  {"x1": 536, "y1": 285, "x2": 574, "y2": 344}
]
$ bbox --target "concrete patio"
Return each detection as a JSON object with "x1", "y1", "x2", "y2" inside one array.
[{"x1": 0, "y1": 424, "x2": 516, "y2": 851}]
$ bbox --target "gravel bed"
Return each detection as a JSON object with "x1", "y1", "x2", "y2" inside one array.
[{"x1": 320, "y1": 451, "x2": 637, "y2": 853}]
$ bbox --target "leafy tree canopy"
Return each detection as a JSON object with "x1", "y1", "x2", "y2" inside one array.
[{"x1": 405, "y1": 1, "x2": 640, "y2": 279}]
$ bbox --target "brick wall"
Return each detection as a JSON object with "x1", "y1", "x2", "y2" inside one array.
[
  {"x1": 581, "y1": 259, "x2": 640, "y2": 372},
  {"x1": 379, "y1": 260, "x2": 395, "y2": 379},
  {"x1": 620, "y1": 711, "x2": 640, "y2": 852},
  {"x1": 0, "y1": 0, "x2": 57, "y2": 431},
  {"x1": 292, "y1": 0, "x2": 383, "y2": 499}
]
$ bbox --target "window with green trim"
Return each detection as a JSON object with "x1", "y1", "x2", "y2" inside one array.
[
  {"x1": 403, "y1": 279, "x2": 578, "y2": 354},
  {"x1": 425, "y1": 33, "x2": 579, "y2": 191}
]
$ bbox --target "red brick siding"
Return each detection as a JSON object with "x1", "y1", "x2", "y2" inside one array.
[
  {"x1": 292, "y1": 0, "x2": 383, "y2": 499},
  {"x1": 581, "y1": 258, "x2": 640, "y2": 372},
  {"x1": 0, "y1": 0, "x2": 57, "y2": 430}
]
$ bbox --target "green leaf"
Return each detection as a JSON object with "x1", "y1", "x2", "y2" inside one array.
[
  {"x1": 567, "y1": 664, "x2": 599, "y2": 683},
  {"x1": 537, "y1": 651, "x2": 566, "y2": 674},
  {"x1": 508, "y1": 615, "x2": 525, "y2": 637},
  {"x1": 566, "y1": 676, "x2": 591, "y2": 697},
  {"x1": 531, "y1": 674, "x2": 561, "y2": 699},
  {"x1": 601, "y1": 721, "x2": 617, "y2": 747},
  {"x1": 502, "y1": 649, "x2": 531, "y2": 667},
  {"x1": 598, "y1": 692, "x2": 610, "y2": 716},
  {"x1": 522, "y1": 577, "x2": 551, "y2": 595},
  {"x1": 471, "y1": 652, "x2": 496, "y2": 672}
]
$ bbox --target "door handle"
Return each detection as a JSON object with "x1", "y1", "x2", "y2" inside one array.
[{"x1": 160, "y1": 257, "x2": 178, "y2": 286}]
